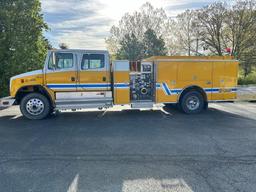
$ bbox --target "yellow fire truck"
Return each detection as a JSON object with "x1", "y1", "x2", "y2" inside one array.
[{"x1": 0, "y1": 49, "x2": 239, "y2": 119}]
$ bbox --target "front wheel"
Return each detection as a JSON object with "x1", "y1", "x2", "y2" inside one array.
[
  {"x1": 180, "y1": 91, "x2": 204, "y2": 114},
  {"x1": 20, "y1": 93, "x2": 51, "y2": 120}
]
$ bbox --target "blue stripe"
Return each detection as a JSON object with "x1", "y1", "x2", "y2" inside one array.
[
  {"x1": 47, "y1": 84, "x2": 111, "y2": 89},
  {"x1": 162, "y1": 83, "x2": 171, "y2": 95},
  {"x1": 157, "y1": 83, "x2": 182, "y2": 95},
  {"x1": 156, "y1": 84, "x2": 161, "y2": 88},
  {"x1": 205, "y1": 88, "x2": 220, "y2": 92},
  {"x1": 171, "y1": 89, "x2": 182, "y2": 94},
  {"x1": 114, "y1": 84, "x2": 129, "y2": 88},
  {"x1": 47, "y1": 84, "x2": 76, "y2": 88},
  {"x1": 79, "y1": 84, "x2": 110, "y2": 88},
  {"x1": 212, "y1": 88, "x2": 220, "y2": 92},
  {"x1": 157, "y1": 83, "x2": 237, "y2": 96}
]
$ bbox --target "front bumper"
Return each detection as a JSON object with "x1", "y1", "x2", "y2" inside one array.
[{"x1": 0, "y1": 97, "x2": 16, "y2": 108}]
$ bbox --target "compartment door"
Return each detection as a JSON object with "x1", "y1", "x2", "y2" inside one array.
[
  {"x1": 222, "y1": 62, "x2": 238, "y2": 100},
  {"x1": 212, "y1": 61, "x2": 238, "y2": 100},
  {"x1": 156, "y1": 61, "x2": 178, "y2": 103},
  {"x1": 212, "y1": 62, "x2": 225, "y2": 100}
]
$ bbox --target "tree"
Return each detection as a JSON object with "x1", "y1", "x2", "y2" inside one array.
[
  {"x1": 175, "y1": 10, "x2": 201, "y2": 56},
  {"x1": 106, "y1": 0, "x2": 256, "y2": 75},
  {"x1": 196, "y1": 2, "x2": 228, "y2": 56},
  {"x1": 116, "y1": 33, "x2": 144, "y2": 61},
  {"x1": 59, "y1": 43, "x2": 69, "y2": 49},
  {"x1": 0, "y1": 0, "x2": 49, "y2": 97},
  {"x1": 115, "y1": 29, "x2": 167, "y2": 61},
  {"x1": 44, "y1": 38, "x2": 53, "y2": 50},
  {"x1": 106, "y1": 2, "x2": 173, "y2": 57},
  {"x1": 143, "y1": 29, "x2": 167, "y2": 57},
  {"x1": 225, "y1": 0, "x2": 256, "y2": 76}
]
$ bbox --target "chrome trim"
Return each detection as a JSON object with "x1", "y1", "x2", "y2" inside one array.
[{"x1": 0, "y1": 97, "x2": 16, "y2": 108}]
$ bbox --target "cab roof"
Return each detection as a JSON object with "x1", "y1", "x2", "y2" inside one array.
[{"x1": 49, "y1": 49, "x2": 109, "y2": 54}]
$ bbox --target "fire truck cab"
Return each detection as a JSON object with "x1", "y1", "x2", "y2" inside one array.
[{"x1": 0, "y1": 49, "x2": 239, "y2": 119}]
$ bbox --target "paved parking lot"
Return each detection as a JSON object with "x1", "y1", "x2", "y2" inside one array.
[{"x1": 0, "y1": 103, "x2": 256, "y2": 192}]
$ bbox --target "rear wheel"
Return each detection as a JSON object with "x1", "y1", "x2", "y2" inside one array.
[
  {"x1": 180, "y1": 91, "x2": 204, "y2": 114},
  {"x1": 20, "y1": 93, "x2": 51, "y2": 120}
]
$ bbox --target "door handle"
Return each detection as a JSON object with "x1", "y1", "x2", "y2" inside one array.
[
  {"x1": 71, "y1": 77, "x2": 76, "y2": 82},
  {"x1": 102, "y1": 76, "x2": 106, "y2": 82}
]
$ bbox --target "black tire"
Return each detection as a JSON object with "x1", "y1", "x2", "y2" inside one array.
[
  {"x1": 179, "y1": 91, "x2": 204, "y2": 114},
  {"x1": 20, "y1": 93, "x2": 51, "y2": 120}
]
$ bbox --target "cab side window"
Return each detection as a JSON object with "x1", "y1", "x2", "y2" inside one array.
[
  {"x1": 81, "y1": 54, "x2": 105, "y2": 70},
  {"x1": 48, "y1": 52, "x2": 74, "y2": 70},
  {"x1": 56, "y1": 53, "x2": 73, "y2": 69}
]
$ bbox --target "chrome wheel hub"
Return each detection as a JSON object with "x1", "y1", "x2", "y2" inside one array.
[
  {"x1": 26, "y1": 98, "x2": 44, "y2": 116},
  {"x1": 186, "y1": 96, "x2": 200, "y2": 111}
]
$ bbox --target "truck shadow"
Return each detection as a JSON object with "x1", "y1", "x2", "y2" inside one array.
[{"x1": 0, "y1": 106, "x2": 255, "y2": 128}]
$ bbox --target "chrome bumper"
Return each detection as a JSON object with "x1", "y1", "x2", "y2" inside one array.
[{"x1": 0, "y1": 97, "x2": 16, "y2": 108}]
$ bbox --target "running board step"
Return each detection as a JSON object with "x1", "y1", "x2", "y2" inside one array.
[
  {"x1": 131, "y1": 102, "x2": 154, "y2": 109},
  {"x1": 55, "y1": 98, "x2": 112, "y2": 105},
  {"x1": 56, "y1": 103, "x2": 111, "y2": 110},
  {"x1": 55, "y1": 99, "x2": 112, "y2": 110}
]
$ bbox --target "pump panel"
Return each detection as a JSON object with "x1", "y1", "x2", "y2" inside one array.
[{"x1": 130, "y1": 62, "x2": 154, "y2": 102}]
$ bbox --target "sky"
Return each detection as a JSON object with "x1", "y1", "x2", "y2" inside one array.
[{"x1": 41, "y1": 0, "x2": 216, "y2": 49}]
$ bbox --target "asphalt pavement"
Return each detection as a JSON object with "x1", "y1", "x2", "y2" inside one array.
[{"x1": 0, "y1": 103, "x2": 256, "y2": 192}]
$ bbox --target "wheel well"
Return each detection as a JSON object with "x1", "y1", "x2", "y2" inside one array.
[
  {"x1": 178, "y1": 86, "x2": 208, "y2": 104},
  {"x1": 15, "y1": 85, "x2": 53, "y2": 106}
]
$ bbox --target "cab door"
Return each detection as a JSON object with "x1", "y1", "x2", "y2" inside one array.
[
  {"x1": 45, "y1": 51, "x2": 77, "y2": 92},
  {"x1": 78, "y1": 52, "x2": 111, "y2": 99}
]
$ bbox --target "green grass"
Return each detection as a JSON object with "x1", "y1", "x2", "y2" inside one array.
[{"x1": 238, "y1": 70, "x2": 256, "y2": 85}]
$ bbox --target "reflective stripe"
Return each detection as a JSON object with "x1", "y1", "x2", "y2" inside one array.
[
  {"x1": 160, "y1": 83, "x2": 182, "y2": 95},
  {"x1": 79, "y1": 84, "x2": 111, "y2": 88},
  {"x1": 205, "y1": 88, "x2": 220, "y2": 93},
  {"x1": 47, "y1": 83, "x2": 111, "y2": 89},
  {"x1": 47, "y1": 83, "x2": 237, "y2": 95},
  {"x1": 48, "y1": 83, "x2": 131, "y2": 90},
  {"x1": 162, "y1": 83, "x2": 171, "y2": 95},
  {"x1": 47, "y1": 84, "x2": 76, "y2": 88},
  {"x1": 156, "y1": 83, "x2": 161, "y2": 89},
  {"x1": 114, "y1": 83, "x2": 130, "y2": 89},
  {"x1": 156, "y1": 83, "x2": 237, "y2": 96}
]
